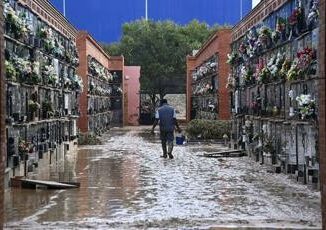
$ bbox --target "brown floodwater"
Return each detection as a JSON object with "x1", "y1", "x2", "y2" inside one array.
[{"x1": 4, "y1": 127, "x2": 322, "y2": 229}]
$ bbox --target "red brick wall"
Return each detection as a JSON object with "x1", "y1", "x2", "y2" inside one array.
[
  {"x1": 77, "y1": 31, "x2": 113, "y2": 133},
  {"x1": 0, "y1": 2, "x2": 5, "y2": 227},
  {"x1": 318, "y1": 0, "x2": 325, "y2": 227},
  {"x1": 77, "y1": 32, "x2": 125, "y2": 131},
  {"x1": 76, "y1": 32, "x2": 89, "y2": 133},
  {"x1": 186, "y1": 29, "x2": 232, "y2": 121},
  {"x1": 186, "y1": 57, "x2": 196, "y2": 122},
  {"x1": 108, "y1": 56, "x2": 124, "y2": 71},
  {"x1": 18, "y1": 0, "x2": 78, "y2": 39},
  {"x1": 217, "y1": 30, "x2": 232, "y2": 120},
  {"x1": 108, "y1": 56, "x2": 125, "y2": 125}
]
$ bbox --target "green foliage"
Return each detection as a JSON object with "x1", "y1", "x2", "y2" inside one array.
[
  {"x1": 78, "y1": 133, "x2": 102, "y2": 145},
  {"x1": 102, "y1": 19, "x2": 222, "y2": 99},
  {"x1": 185, "y1": 119, "x2": 231, "y2": 140}
]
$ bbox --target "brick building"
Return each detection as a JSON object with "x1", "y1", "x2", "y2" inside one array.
[
  {"x1": 186, "y1": 28, "x2": 232, "y2": 122},
  {"x1": 77, "y1": 31, "x2": 124, "y2": 134},
  {"x1": 124, "y1": 66, "x2": 141, "y2": 126},
  {"x1": 2, "y1": 0, "x2": 82, "y2": 185},
  {"x1": 229, "y1": 0, "x2": 321, "y2": 186}
]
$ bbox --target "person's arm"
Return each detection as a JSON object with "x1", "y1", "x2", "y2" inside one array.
[
  {"x1": 151, "y1": 110, "x2": 159, "y2": 133},
  {"x1": 173, "y1": 108, "x2": 182, "y2": 133},
  {"x1": 151, "y1": 119, "x2": 158, "y2": 133},
  {"x1": 174, "y1": 118, "x2": 181, "y2": 133}
]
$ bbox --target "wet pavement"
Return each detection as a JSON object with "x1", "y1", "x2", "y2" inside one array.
[{"x1": 4, "y1": 127, "x2": 322, "y2": 229}]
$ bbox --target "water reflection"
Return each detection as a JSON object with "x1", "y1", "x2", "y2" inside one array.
[{"x1": 4, "y1": 128, "x2": 322, "y2": 229}]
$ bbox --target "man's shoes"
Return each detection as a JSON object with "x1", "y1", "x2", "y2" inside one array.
[
  {"x1": 161, "y1": 154, "x2": 167, "y2": 158},
  {"x1": 168, "y1": 153, "x2": 174, "y2": 159}
]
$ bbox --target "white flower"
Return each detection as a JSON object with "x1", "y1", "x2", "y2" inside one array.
[
  {"x1": 288, "y1": 90, "x2": 294, "y2": 99},
  {"x1": 296, "y1": 94, "x2": 314, "y2": 106}
]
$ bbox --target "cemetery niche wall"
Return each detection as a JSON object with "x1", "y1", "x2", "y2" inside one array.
[
  {"x1": 77, "y1": 32, "x2": 124, "y2": 135},
  {"x1": 3, "y1": 0, "x2": 82, "y2": 185},
  {"x1": 228, "y1": 0, "x2": 320, "y2": 185}
]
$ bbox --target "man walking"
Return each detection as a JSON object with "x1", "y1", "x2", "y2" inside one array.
[{"x1": 151, "y1": 99, "x2": 181, "y2": 159}]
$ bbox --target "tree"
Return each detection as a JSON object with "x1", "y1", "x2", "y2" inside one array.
[{"x1": 102, "y1": 19, "x2": 221, "y2": 109}]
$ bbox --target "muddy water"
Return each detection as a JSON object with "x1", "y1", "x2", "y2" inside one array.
[{"x1": 4, "y1": 127, "x2": 322, "y2": 229}]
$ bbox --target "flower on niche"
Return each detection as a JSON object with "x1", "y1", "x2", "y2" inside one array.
[
  {"x1": 18, "y1": 139, "x2": 33, "y2": 154},
  {"x1": 296, "y1": 94, "x2": 315, "y2": 119},
  {"x1": 288, "y1": 90, "x2": 295, "y2": 100},
  {"x1": 226, "y1": 52, "x2": 238, "y2": 65}
]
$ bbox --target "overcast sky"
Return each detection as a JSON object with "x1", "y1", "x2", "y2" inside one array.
[{"x1": 252, "y1": 0, "x2": 260, "y2": 8}]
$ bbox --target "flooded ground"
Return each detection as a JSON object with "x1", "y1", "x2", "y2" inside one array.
[{"x1": 4, "y1": 127, "x2": 322, "y2": 229}]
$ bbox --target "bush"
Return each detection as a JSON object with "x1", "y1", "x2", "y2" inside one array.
[
  {"x1": 185, "y1": 119, "x2": 231, "y2": 140},
  {"x1": 78, "y1": 133, "x2": 102, "y2": 145}
]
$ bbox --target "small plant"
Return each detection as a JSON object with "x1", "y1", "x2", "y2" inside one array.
[
  {"x1": 226, "y1": 52, "x2": 238, "y2": 65},
  {"x1": 28, "y1": 99, "x2": 40, "y2": 113},
  {"x1": 287, "y1": 61, "x2": 302, "y2": 81},
  {"x1": 258, "y1": 67, "x2": 271, "y2": 84},
  {"x1": 78, "y1": 133, "x2": 102, "y2": 145},
  {"x1": 186, "y1": 119, "x2": 231, "y2": 140},
  {"x1": 296, "y1": 94, "x2": 315, "y2": 119},
  {"x1": 18, "y1": 139, "x2": 32, "y2": 154},
  {"x1": 42, "y1": 100, "x2": 53, "y2": 112},
  {"x1": 5, "y1": 60, "x2": 17, "y2": 80}
]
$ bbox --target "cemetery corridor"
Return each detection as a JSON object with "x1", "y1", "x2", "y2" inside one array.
[{"x1": 4, "y1": 127, "x2": 321, "y2": 229}]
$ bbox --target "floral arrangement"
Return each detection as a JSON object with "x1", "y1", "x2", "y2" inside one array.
[
  {"x1": 42, "y1": 100, "x2": 54, "y2": 117},
  {"x1": 288, "y1": 8, "x2": 303, "y2": 26},
  {"x1": 64, "y1": 75, "x2": 72, "y2": 89},
  {"x1": 287, "y1": 61, "x2": 302, "y2": 81},
  {"x1": 42, "y1": 64, "x2": 57, "y2": 86},
  {"x1": 226, "y1": 52, "x2": 238, "y2": 65},
  {"x1": 296, "y1": 47, "x2": 317, "y2": 75},
  {"x1": 116, "y1": 87, "x2": 123, "y2": 95},
  {"x1": 70, "y1": 74, "x2": 84, "y2": 91},
  {"x1": 28, "y1": 99, "x2": 40, "y2": 113},
  {"x1": 266, "y1": 52, "x2": 285, "y2": 80},
  {"x1": 238, "y1": 42, "x2": 247, "y2": 54},
  {"x1": 53, "y1": 40, "x2": 65, "y2": 58},
  {"x1": 71, "y1": 49, "x2": 80, "y2": 67},
  {"x1": 89, "y1": 81, "x2": 95, "y2": 94},
  {"x1": 258, "y1": 26, "x2": 272, "y2": 46},
  {"x1": 38, "y1": 27, "x2": 53, "y2": 40},
  {"x1": 271, "y1": 30, "x2": 281, "y2": 44},
  {"x1": 289, "y1": 3, "x2": 306, "y2": 34},
  {"x1": 279, "y1": 58, "x2": 291, "y2": 79},
  {"x1": 244, "y1": 68, "x2": 254, "y2": 84},
  {"x1": 18, "y1": 139, "x2": 32, "y2": 154},
  {"x1": 14, "y1": 57, "x2": 31, "y2": 77},
  {"x1": 44, "y1": 39, "x2": 55, "y2": 53},
  {"x1": 65, "y1": 43, "x2": 80, "y2": 67},
  {"x1": 253, "y1": 58, "x2": 264, "y2": 82},
  {"x1": 296, "y1": 94, "x2": 315, "y2": 119},
  {"x1": 258, "y1": 67, "x2": 271, "y2": 84},
  {"x1": 276, "y1": 17, "x2": 287, "y2": 33},
  {"x1": 89, "y1": 58, "x2": 112, "y2": 82},
  {"x1": 307, "y1": 0, "x2": 319, "y2": 29},
  {"x1": 226, "y1": 74, "x2": 236, "y2": 89},
  {"x1": 4, "y1": 3, "x2": 30, "y2": 39},
  {"x1": 193, "y1": 82, "x2": 214, "y2": 96},
  {"x1": 192, "y1": 60, "x2": 216, "y2": 80},
  {"x1": 88, "y1": 82, "x2": 111, "y2": 96},
  {"x1": 5, "y1": 60, "x2": 17, "y2": 81}
]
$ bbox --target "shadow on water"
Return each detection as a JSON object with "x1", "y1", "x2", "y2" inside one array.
[{"x1": 4, "y1": 127, "x2": 322, "y2": 229}]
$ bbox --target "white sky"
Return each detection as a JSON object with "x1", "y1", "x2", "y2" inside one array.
[{"x1": 252, "y1": 0, "x2": 261, "y2": 8}]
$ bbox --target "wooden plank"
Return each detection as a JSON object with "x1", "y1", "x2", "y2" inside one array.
[
  {"x1": 200, "y1": 149, "x2": 245, "y2": 158},
  {"x1": 20, "y1": 179, "x2": 79, "y2": 189}
]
